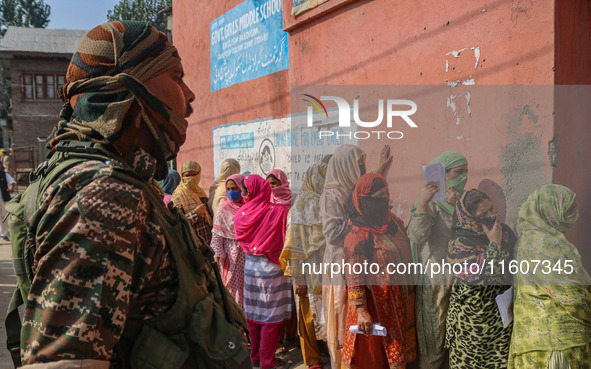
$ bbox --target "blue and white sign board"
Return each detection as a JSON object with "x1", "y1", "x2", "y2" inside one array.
[
  {"x1": 212, "y1": 115, "x2": 356, "y2": 193},
  {"x1": 210, "y1": 0, "x2": 289, "y2": 91}
]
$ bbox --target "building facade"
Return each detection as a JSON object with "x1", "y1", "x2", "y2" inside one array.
[
  {"x1": 174, "y1": 0, "x2": 590, "y2": 265},
  {"x1": 0, "y1": 27, "x2": 86, "y2": 180}
]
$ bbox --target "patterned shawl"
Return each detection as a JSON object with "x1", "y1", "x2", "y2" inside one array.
[
  {"x1": 49, "y1": 21, "x2": 187, "y2": 178},
  {"x1": 209, "y1": 159, "x2": 241, "y2": 213},
  {"x1": 510, "y1": 184, "x2": 591, "y2": 355},
  {"x1": 212, "y1": 174, "x2": 245, "y2": 240},
  {"x1": 267, "y1": 169, "x2": 292, "y2": 208},
  {"x1": 280, "y1": 163, "x2": 327, "y2": 276},
  {"x1": 448, "y1": 190, "x2": 516, "y2": 285},
  {"x1": 172, "y1": 161, "x2": 211, "y2": 224},
  {"x1": 515, "y1": 184, "x2": 590, "y2": 286}
]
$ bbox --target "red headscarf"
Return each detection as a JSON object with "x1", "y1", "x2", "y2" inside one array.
[
  {"x1": 345, "y1": 173, "x2": 395, "y2": 258},
  {"x1": 267, "y1": 169, "x2": 292, "y2": 208},
  {"x1": 234, "y1": 174, "x2": 289, "y2": 264},
  {"x1": 350, "y1": 173, "x2": 391, "y2": 233}
]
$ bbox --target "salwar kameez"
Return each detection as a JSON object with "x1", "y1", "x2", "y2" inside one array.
[
  {"x1": 244, "y1": 254, "x2": 292, "y2": 369},
  {"x1": 343, "y1": 226, "x2": 417, "y2": 369},
  {"x1": 280, "y1": 163, "x2": 328, "y2": 367},
  {"x1": 508, "y1": 185, "x2": 591, "y2": 369},
  {"x1": 343, "y1": 174, "x2": 416, "y2": 369}
]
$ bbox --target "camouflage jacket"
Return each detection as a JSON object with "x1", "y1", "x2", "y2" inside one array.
[{"x1": 21, "y1": 147, "x2": 178, "y2": 367}]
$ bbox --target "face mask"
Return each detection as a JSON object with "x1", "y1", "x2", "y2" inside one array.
[
  {"x1": 362, "y1": 197, "x2": 390, "y2": 225},
  {"x1": 359, "y1": 164, "x2": 366, "y2": 176},
  {"x1": 479, "y1": 213, "x2": 496, "y2": 230},
  {"x1": 447, "y1": 172, "x2": 468, "y2": 192},
  {"x1": 227, "y1": 190, "x2": 242, "y2": 202}
]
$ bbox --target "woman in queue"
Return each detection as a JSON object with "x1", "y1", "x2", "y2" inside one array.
[
  {"x1": 342, "y1": 173, "x2": 416, "y2": 369},
  {"x1": 235, "y1": 175, "x2": 292, "y2": 369},
  {"x1": 210, "y1": 173, "x2": 246, "y2": 307},
  {"x1": 446, "y1": 189, "x2": 515, "y2": 368},
  {"x1": 509, "y1": 184, "x2": 591, "y2": 368}
]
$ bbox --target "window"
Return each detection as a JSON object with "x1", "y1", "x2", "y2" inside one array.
[
  {"x1": 21, "y1": 73, "x2": 66, "y2": 100},
  {"x1": 23, "y1": 75, "x2": 33, "y2": 99}
]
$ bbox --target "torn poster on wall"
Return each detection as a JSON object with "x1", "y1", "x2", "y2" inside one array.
[
  {"x1": 210, "y1": 0, "x2": 289, "y2": 91},
  {"x1": 292, "y1": 0, "x2": 330, "y2": 16}
]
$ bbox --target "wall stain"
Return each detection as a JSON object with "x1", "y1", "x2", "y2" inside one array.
[
  {"x1": 548, "y1": 134, "x2": 559, "y2": 168},
  {"x1": 500, "y1": 104, "x2": 550, "y2": 227}
]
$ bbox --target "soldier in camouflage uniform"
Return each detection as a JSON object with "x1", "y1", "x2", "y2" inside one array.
[{"x1": 18, "y1": 21, "x2": 249, "y2": 369}]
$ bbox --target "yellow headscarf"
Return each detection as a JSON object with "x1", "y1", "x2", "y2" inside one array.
[{"x1": 172, "y1": 161, "x2": 211, "y2": 224}]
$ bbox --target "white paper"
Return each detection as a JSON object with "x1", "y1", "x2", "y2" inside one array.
[
  {"x1": 349, "y1": 324, "x2": 387, "y2": 336},
  {"x1": 422, "y1": 163, "x2": 447, "y2": 202},
  {"x1": 495, "y1": 285, "x2": 514, "y2": 328}
]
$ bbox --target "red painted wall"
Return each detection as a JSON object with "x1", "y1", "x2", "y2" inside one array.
[
  {"x1": 174, "y1": 0, "x2": 559, "y2": 229},
  {"x1": 175, "y1": 0, "x2": 591, "y2": 272},
  {"x1": 173, "y1": 0, "x2": 291, "y2": 186},
  {"x1": 554, "y1": 0, "x2": 591, "y2": 266},
  {"x1": 284, "y1": 0, "x2": 556, "y2": 230}
]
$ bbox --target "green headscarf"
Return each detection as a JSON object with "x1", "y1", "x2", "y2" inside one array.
[
  {"x1": 515, "y1": 184, "x2": 586, "y2": 286},
  {"x1": 430, "y1": 150, "x2": 468, "y2": 191},
  {"x1": 410, "y1": 151, "x2": 468, "y2": 265},
  {"x1": 518, "y1": 184, "x2": 579, "y2": 236},
  {"x1": 511, "y1": 184, "x2": 591, "y2": 356}
]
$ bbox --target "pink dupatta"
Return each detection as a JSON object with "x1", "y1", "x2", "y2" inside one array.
[
  {"x1": 234, "y1": 175, "x2": 288, "y2": 264},
  {"x1": 267, "y1": 169, "x2": 292, "y2": 208}
]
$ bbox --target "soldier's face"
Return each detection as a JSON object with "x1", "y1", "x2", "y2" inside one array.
[{"x1": 144, "y1": 62, "x2": 195, "y2": 118}]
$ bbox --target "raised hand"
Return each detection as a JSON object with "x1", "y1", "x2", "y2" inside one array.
[
  {"x1": 416, "y1": 181, "x2": 439, "y2": 212},
  {"x1": 483, "y1": 216, "x2": 503, "y2": 245}
]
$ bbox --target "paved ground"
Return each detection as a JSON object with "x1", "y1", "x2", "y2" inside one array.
[
  {"x1": 278, "y1": 341, "x2": 332, "y2": 369},
  {"x1": 0, "y1": 238, "x2": 331, "y2": 369},
  {"x1": 0, "y1": 238, "x2": 16, "y2": 369}
]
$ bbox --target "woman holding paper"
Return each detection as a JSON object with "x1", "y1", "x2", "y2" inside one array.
[
  {"x1": 446, "y1": 189, "x2": 515, "y2": 368},
  {"x1": 342, "y1": 173, "x2": 416, "y2": 369},
  {"x1": 407, "y1": 151, "x2": 467, "y2": 369},
  {"x1": 508, "y1": 185, "x2": 591, "y2": 368},
  {"x1": 321, "y1": 144, "x2": 392, "y2": 369}
]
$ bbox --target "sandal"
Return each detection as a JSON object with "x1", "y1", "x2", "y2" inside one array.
[{"x1": 275, "y1": 344, "x2": 288, "y2": 355}]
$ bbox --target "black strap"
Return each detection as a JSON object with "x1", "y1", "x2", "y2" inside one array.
[{"x1": 6, "y1": 289, "x2": 23, "y2": 368}]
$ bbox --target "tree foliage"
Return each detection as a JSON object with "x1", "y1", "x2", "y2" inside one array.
[
  {"x1": 0, "y1": 0, "x2": 51, "y2": 29},
  {"x1": 107, "y1": 0, "x2": 172, "y2": 32}
]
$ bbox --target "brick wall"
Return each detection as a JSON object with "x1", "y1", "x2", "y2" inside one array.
[{"x1": 7, "y1": 54, "x2": 70, "y2": 150}]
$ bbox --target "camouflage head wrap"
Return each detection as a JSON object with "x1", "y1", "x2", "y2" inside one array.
[{"x1": 50, "y1": 21, "x2": 188, "y2": 162}]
